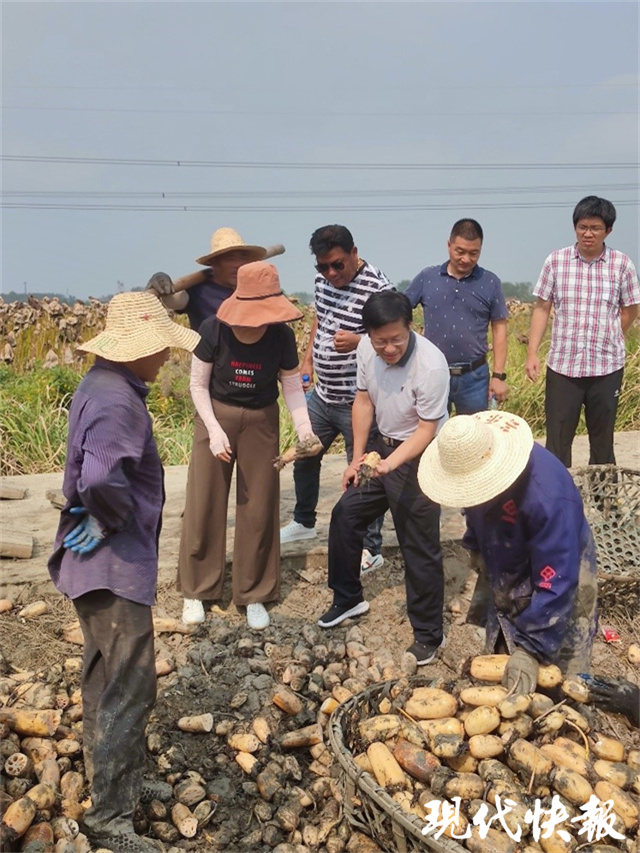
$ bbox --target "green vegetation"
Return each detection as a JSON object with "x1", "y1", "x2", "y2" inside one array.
[
  {"x1": 1, "y1": 306, "x2": 637, "y2": 476},
  {"x1": 501, "y1": 281, "x2": 535, "y2": 302}
]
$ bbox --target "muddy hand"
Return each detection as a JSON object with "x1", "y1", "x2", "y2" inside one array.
[
  {"x1": 358, "y1": 451, "x2": 382, "y2": 485},
  {"x1": 273, "y1": 435, "x2": 323, "y2": 470},
  {"x1": 293, "y1": 434, "x2": 323, "y2": 459}
]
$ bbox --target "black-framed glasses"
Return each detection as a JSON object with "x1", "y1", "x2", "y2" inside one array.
[{"x1": 315, "y1": 260, "x2": 346, "y2": 274}]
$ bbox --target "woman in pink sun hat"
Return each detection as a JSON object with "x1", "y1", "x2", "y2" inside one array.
[{"x1": 177, "y1": 261, "x2": 320, "y2": 630}]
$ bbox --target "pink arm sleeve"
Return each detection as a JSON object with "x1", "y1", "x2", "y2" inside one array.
[
  {"x1": 280, "y1": 372, "x2": 313, "y2": 440},
  {"x1": 189, "y1": 356, "x2": 229, "y2": 452}
]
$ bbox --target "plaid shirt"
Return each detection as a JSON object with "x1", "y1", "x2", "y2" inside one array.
[{"x1": 534, "y1": 244, "x2": 640, "y2": 377}]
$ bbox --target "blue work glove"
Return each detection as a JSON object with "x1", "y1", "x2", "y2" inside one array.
[{"x1": 63, "y1": 507, "x2": 105, "y2": 554}]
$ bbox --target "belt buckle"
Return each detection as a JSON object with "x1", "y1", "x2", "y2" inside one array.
[
  {"x1": 449, "y1": 365, "x2": 463, "y2": 376},
  {"x1": 382, "y1": 435, "x2": 393, "y2": 446}
]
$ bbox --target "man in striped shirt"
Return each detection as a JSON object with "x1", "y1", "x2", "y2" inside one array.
[
  {"x1": 280, "y1": 225, "x2": 393, "y2": 572},
  {"x1": 526, "y1": 196, "x2": 639, "y2": 467}
]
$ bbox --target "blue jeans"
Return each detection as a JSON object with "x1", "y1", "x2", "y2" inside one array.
[
  {"x1": 449, "y1": 362, "x2": 490, "y2": 414},
  {"x1": 292, "y1": 390, "x2": 384, "y2": 554}
]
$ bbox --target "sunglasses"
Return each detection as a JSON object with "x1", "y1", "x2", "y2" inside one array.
[{"x1": 315, "y1": 260, "x2": 346, "y2": 274}]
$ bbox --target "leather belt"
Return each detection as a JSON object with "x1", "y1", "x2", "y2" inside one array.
[
  {"x1": 381, "y1": 435, "x2": 403, "y2": 448},
  {"x1": 449, "y1": 355, "x2": 486, "y2": 376}
]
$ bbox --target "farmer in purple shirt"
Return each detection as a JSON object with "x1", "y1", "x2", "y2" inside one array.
[
  {"x1": 48, "y1": 291, "x2": 199, "y2": 853},
  {"x1": 145, "y1": 226, "x2": 267, "y2": 332}
]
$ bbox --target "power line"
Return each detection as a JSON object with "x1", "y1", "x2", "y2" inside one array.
[
  {"x1": 2, "y1": 155, "x2": 637, "y2": 171},
  {"x1": 3, "y1": 200, "x2": 637, "y2": 212},
  {"x1": 3, "y1": 105, "x2": 636, "y2": 117},
  {"x1": 3, "y1": 184, "x2": 638, "y2": 200},
  {"x1": 3, "y1": 82, "x2": 636, "y2": 92}
]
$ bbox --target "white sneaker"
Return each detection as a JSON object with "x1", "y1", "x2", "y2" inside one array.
[
  {"x1": 280, "y1": 520, "x2": 317, "y2": 544},
  {"x1": 246, "y1": 602, "x2": 270, "y2": 630},
  {"x1": 182, "y1": 598, "x2": 205, "y2": 625},
  {"x1": 361, "y1": 549, "x2": 384, "y2": 575}
]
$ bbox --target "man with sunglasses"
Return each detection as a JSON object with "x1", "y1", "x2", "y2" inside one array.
[
  {"x1": 280, "y1": 225, "x2": 393, "y2": 574},
  {"x1": 526, "y1": 196, "x2": 639, "y2": 467}
]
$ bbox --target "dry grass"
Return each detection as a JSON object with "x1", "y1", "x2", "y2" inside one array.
[
  {"x1": 1, "y1": 299, "x2": 638, "y2": 474},
  {"x1": 0, "y1": 592, "x2": 78, "y2": 671}
]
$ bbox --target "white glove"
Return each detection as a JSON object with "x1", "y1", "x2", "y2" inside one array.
[{"x1": 208, "y1": 424, "x2": 232, "y2": 459}]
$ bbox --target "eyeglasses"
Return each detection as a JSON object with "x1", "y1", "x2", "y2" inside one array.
[
  {"x1": 576, "y1": 225, "x2": 606, "y2": 234},
  {"x1": 315, "y1": 260, "x2": 346, "y2": 274},
  {"x1": 370, "y1": 334, "x2": 410, "y2": 351}
]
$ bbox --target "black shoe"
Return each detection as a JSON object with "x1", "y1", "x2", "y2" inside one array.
[
  {"x1": 317, "y1": 600, "x2": 370, "y2": 628},
  {"x1": 406, "y1": 637, "x2": 446, "y2": 666},
  {"x1": 87, "y1": 832, "x2": 163, "y2": 853}
]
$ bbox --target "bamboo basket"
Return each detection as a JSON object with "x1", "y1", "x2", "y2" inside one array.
[
  {"x1": 570, "y1": 465, "x2": 640, "y2": 614},
  {"x1": 327, "y1": 678, "x2": 465, "y2": 853}
]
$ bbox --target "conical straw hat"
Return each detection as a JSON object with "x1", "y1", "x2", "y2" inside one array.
[
  {"x1": 78, "y1": 291, "x2": 200, "y2": 361},
  {"x1": 418, "y1": 411, "x2": 534, "y2": 507},
  {"x1": 196, "y1": 227, "x2": 267, "y2": 266}
]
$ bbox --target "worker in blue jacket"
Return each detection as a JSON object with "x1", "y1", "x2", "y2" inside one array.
[{"x1": 418, "y1": 410, "x2": 598, "y2": 695}]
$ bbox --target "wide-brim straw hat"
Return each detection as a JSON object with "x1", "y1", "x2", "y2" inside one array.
[
  {"x1": 216, "y1": 261, "x2": 303, "y2": 328},
  {"x1": 78, "y1": 291, "x2": 200, "y2": 361},
  {"x1": 418, "y1": 410, "x2": 534, "y2": 507},
  {"x1": 196, "y1": 227, "x2": 267, "y2": 266}
]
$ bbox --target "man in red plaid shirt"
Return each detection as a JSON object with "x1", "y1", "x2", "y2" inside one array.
[{"x1": 526, "y1": 196, "x2": 639, "y2": 467}]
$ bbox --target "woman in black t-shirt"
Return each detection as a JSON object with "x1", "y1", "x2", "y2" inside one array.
[{"x1": 177, "y1": 262, "x2": 318, "y2": 630}]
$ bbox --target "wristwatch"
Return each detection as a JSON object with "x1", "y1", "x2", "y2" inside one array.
[{"x1": 492, "y1": 372, "x2": 507, "y2": 381}]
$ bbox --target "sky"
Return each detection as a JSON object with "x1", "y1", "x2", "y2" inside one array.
[{"x1": 2, "y1": 1, "x2": 638, "y2": 300}]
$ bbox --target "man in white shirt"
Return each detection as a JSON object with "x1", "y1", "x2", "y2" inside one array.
[{"x1": 317, "y1": 291, "x2": 450, "y2": 665}]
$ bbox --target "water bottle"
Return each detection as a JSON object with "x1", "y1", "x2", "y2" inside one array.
[
  {"x1": 302, "y1": 374, "x2": 314, "y2": 401},
  {"x1": 488, "y1": 395, "x2": 499, "y2": 411}
]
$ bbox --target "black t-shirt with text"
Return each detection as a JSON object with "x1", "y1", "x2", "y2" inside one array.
[{"x1": 195, "y1": 318, "x2": 299, "y2": 409}]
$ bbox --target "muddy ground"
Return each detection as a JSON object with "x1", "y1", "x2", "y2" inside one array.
[{"x1": 0, "y1": 432, "x2": 639, "y2": 852}]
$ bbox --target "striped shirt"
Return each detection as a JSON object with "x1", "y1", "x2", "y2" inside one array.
[
  {"x1": 313, "y1": 261, "x2": 393, "y2": 404},
  {"x1": 534, "y1": 244, "x2": 640, "y2": 377}
]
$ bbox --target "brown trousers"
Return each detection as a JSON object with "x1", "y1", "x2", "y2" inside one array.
[{"x1": 177, "y1": 400, "x2": 281, "y2": 605}]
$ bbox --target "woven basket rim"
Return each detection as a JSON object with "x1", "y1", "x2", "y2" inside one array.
[{"x1": 327, "y1": 678, "x2": 467, "y2": 853}]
